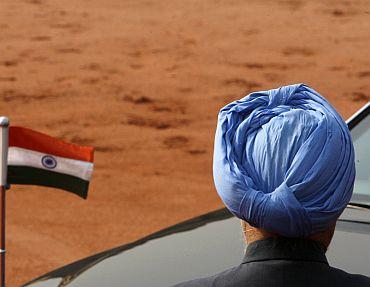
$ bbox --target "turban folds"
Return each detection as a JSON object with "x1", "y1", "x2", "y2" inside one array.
[{"x1": 213, "y1": 83, "x2": 355, "y2": 237}]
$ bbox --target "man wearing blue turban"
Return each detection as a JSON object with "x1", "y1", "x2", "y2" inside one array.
[{"x1": 174, "y1": 84, "x2": 370, "y2": 286}]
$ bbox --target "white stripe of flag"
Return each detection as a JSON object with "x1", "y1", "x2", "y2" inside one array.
[{"x1": 8, "y1": 147, "x2": 93, "y2": 181}]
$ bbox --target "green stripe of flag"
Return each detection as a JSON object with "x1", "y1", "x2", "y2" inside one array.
[{"x1": 7, "y1": 166, "x2": 89, "y2": 199}]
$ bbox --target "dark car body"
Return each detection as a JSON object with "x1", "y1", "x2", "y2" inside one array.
[{"x1": 25, "y1": 103, "x2": 370, "y2": 287}]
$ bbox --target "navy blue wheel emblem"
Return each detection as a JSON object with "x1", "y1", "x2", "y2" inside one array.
[{"x1": 41, "y1": 155, "x2": 57, "y2": 169}]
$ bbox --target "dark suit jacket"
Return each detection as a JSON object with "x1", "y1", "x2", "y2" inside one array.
[{"x1": 173, "y1": 237, "x2": 370, "y2": 287}]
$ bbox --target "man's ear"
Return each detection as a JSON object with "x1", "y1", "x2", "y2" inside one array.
[
  {"x1": 241, "y1": 220, "x2": 275, "y2": 244},
  {"x1": 241, "y1": 220, "x2": 248, "y2": 241},
  {"x1": 309, "y1": 223, "x2": 336, "y2": 250}
]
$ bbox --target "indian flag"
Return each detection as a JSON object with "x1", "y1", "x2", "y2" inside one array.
[{"x1": 7, "y1": 126, "x2": 94, "y2": 198}]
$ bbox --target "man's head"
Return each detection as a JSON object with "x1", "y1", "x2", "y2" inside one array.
[{"x1": 213, "y1": 84, "x2": 355, "y2": 239}]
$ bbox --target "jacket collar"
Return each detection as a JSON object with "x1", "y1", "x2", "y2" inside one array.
[{"x1": 243, "y1": 237, "x2": 328, "y2": 265}]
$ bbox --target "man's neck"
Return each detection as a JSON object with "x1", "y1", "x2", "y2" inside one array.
[{"x1": 241, "y1": 220, "x2": 335, "y2": 250}]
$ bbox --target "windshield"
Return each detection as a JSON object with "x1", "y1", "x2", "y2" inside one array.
[{"x1": 350, "y1": 104, "x2": 370, "y2": 205}]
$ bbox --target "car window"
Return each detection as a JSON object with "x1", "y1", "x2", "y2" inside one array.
[{"x1": 350, "y1": 104, "x2": 370, "y2": 204}]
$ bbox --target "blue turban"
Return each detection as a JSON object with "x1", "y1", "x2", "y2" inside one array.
[{"x1": 213, "y1": 83, "x2": 355, "y2": 237}]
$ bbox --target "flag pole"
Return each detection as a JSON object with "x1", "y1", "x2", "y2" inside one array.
[{"x1": 0, "y1": 117, "x2": 9, "y2": 287}]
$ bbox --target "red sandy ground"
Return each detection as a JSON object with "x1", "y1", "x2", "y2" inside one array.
[{"x1": 0, "y1": 0, "x2": 369, "y2": 286}]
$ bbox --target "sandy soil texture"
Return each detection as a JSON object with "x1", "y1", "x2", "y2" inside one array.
[{"x1": 0, "y1": 0, "x2": 370, "y2": 285}]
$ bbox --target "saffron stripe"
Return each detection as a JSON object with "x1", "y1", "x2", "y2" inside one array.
[
  {"x1": 9, "y1": 126, "x2": 94, "y2": 162},
  {"x1": 8, "y1": 166, "x2": 90, "y2": 199}
]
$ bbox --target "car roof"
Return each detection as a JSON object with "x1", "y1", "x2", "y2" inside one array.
[{"x1": 25, "y1": 102, "x2": 370, "y2": 287}]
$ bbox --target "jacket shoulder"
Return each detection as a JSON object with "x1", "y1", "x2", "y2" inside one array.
[
  {"x1": 328, "y1": 266, "x2": 370, "y2": 286},
  {"x1": 172, "y1": 265, "x2": 242, "y2": 287}
]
